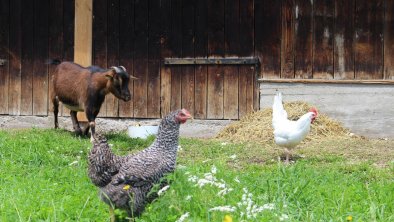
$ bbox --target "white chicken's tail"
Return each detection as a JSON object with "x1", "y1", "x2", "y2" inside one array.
[{"x1": 272, "y1": 92, "x2": 288, "y2": 128}]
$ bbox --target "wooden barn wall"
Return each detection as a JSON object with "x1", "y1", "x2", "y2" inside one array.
[
  {"x1": 91, "y1": 0, "x2": 393, "y2": 120},
  {"x1": 0, "y1": 0, "x2": 393, "y2": 119},
  {"x1": 92, "y1": 0, "x2": 257, "y2": 119},
  {"x1": 0, "y1": 0, "x2": 75, "y2": 116}
]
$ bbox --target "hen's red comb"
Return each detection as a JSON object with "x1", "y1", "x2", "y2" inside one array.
[{"x1": 309, "y1": 107, "x2": 318, "y2": 116}]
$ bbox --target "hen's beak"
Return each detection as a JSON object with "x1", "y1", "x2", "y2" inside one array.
[{"x1": 181, "y1": 108, "x2": 193, "y2": 120}]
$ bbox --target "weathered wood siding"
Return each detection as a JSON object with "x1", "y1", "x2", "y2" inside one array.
[
  {"x1": 0, "y1": 0, "x2": 393, "y2": 119},
  {"x1": 0, "y1": 0, "x2": 74, "y2": 116}
]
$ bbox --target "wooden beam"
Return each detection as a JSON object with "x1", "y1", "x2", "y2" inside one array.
[
  {"x1": 164, "y1": 57, "x2": 259, "y2": 65},
  {"x1": 257, "y1": 78, "x2": 394, "y2": 85},
  {"x1": 74, "y1": 0, "x2": 92, "y2": 121},
  {"x1": 74, "y1": 0, "x2": 92, "y2": 66}
]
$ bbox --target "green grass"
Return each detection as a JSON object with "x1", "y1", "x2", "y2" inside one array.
[{"x1": 0, "y1": 129, "x2": 393, "y2": 221}]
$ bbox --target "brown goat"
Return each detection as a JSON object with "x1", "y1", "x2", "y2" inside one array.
[{"x1": 49, "y1": 61, "x2": 137, "y2": 141}]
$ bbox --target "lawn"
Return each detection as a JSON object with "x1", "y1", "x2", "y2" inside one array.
[{"x1": 0, "y1": 128, "x2": 393, "y2": 221}]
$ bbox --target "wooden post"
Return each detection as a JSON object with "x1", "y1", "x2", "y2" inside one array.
[{"x1": 74, "y1": 0, "x2": 92, "y2": 122}]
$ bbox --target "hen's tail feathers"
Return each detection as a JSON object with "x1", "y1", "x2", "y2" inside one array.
[{"x1": 272, "y1": 92, "x2": 287, "y2": 119}]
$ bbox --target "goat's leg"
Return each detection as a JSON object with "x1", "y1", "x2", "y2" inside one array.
[
  {"x1": 52, "y1": 96, "x2": 59, "y2": 129},
  {"x1": 86, "y1": 110, "x2": 98, "y2": 142},
  {"x1": 70, "y1": 111, "x2": 82, "y2": 135}
]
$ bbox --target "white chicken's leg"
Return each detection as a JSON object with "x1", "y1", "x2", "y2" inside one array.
[{"x1": 284, "y1": 148, "x2": 291, "y2": 164}]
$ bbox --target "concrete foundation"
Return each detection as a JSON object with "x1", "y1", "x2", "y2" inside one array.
[{"x1": 260, "y1": 82, "x2": 394, "y2": 139}]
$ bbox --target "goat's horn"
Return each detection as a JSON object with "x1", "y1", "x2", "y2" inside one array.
[
  {"x1": 110, "y1": 66, "x2": 122, "y2": 73},
  {"x1": 119, "y1": 66, "x2": 126, "y2": 72}
]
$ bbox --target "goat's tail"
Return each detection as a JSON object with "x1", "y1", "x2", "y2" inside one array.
[{"x1": 45, "y1": 59, "x2": 62, "y2": 65}]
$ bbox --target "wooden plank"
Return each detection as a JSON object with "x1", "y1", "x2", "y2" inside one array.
[
  {"x1": 354, "y1": 0, "x2": 384, "y2": 79},
  {"x1": 118, "y1": 0, "x2": 134, "y2": 117},
  {"x1": 33, "y1": 0, "x2": 49, "y2": 116},
  {"x1": 8, "y1": 0, "x2": 22, "y2": 115},
  {"x1": 105, "y1": 0, "x2": 120, "y2": 117},
  {"x1": 169, "y1": 0, "x2": 182, "y2": 112},
  {"x1": 75, "y1": 0, "x2": 92, "y2": 66},
  {"x1": 75, "y1": 0, "x2": 92, "y2": 120},
  {"x1": 384, "y1": 0, "x2": 394, "y2": 80},
  {"x1": 207, "y1": 0, "x2": 225, "y2": 119},
  {"x1": 255, "y1": 0, "x2": 281, "y2": 79},
  {"x1": 181, "y1": 0, "x2": 195, "y2": 115},
  {"x1": 194, "y1": 0, "x2": 208, "y2": 119},
  {"x1": 20, "y1": 0, "x2": 34, "y2": 115},
  {"x1": 61, "y1": 0, "x2": 75, "y2": 117},
  {"x1": 48, "y1": 0, "x2": 63, "y2": 117},
  {"x1": 294, "y1": 0, "x2": 313, "y2": 79},
  {"x1": 164, "y1": 57, "x2": 259, "y2": 65},
  {"x1": 238, "y1": 0, "x2": 258, "y2": 118},
  {"x1": 313, "y1": 0, "x2": 334, "y2": 79},
  {"x1": 133, "y1": 0, "x2": 148, "y2": 117},
  {"x1": 258, "y1": 78, "x2": 394, "y2": 84},
  {"x1": 223, "y1": 0, "x2": 239, "y2": 119},
  {"x1": 159, "y1": 0, "x2": 172, "y2": 117},
  {"x1": 63, "y1": 0, "x2": 75, "y2": 61},
  {"x1": 92, "y1": 0, "x2": 107, "y2": 117},
  {"x1": 334, "y1": 0, "x2": 354, "y2": 80},
  {"x1": 281, "y1": 0, "x2": 295, "y2": 78},
  {"x1": 147, "y1": 0, "x2": 162, "y2": 118},
  {"x1": 0, "y1": 0, "x2": 9, "y2": 114}
]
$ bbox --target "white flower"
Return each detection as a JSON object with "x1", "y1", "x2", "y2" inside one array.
[
  {"x1": 209, "y1": 206, "x2": 236, "y2": 212},
  {"x1": 175, "y1": 212, "x2": 190, "y2": 222},
  {"x1": 211, "y1": 165, "x2": 217, "y2": 174},
  {"x1": 279, "y1": 214, "x2": 289, "y2": 221},
  {"x1": 221, "y1": 142, "x2": 228, "y2": 146},
  {"x1": 188, "y1": 175, "x2": 198, "y2": 183},
  {"x1": 230, "y1": 154, "x2": 237, "y2": 159},
  {"x1": 157, "y1": 185, "x2": 170, "y2": 196},
  {"x1": 261, "y1": 203, "x2": 275, "y2": 210},
  {"x1": 217, "y1": 187, "x2": 234, "y2": 196},
  {"x1": 185, "y1": 195, "x2": 192, "y2": 201},
  {"x1": 177, "y1": 145, "x2": 182, "y2": 151}
]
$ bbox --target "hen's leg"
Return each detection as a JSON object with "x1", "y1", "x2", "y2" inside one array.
[
  {"x1": 284, "y1": 148, "x2": 290, "y2": 164},
  {"x1": 109, "y1": 206, "x2": 115, "y2": 222}
]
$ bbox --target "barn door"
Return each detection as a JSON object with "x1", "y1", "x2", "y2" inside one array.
[
  {"x1": 0, "y1": 0, "x2": 75, "y2": 116},
  {"x1": 160, "y1": 0, "x2": 259, "y2": 120}
]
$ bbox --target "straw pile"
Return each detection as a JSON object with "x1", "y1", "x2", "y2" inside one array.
[{"x1": 216, "y1": 101, "x2": 351, "y2": 144}]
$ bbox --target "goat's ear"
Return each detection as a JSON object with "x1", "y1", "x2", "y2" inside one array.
[{"x1": 105, "y1": 70, "x2": 116, "y2": 80}]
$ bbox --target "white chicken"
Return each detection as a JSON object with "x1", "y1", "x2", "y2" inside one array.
[{"x1": 272, "y1": 92, "x2": 318, "y2": 163}]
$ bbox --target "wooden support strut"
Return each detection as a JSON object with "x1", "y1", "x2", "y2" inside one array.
[
  {"x1": 164, "y1": 57, "x2": 260, "y2": 65},
  {"x1": 257, "y1": 78, "x2": 394, "y2": 85},
  {"x1": 74, "y1": 0, "x2": 92, "y2": 122}
]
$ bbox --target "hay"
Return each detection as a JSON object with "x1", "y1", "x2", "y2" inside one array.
[{"x1": 216, "y1": 101, "x2": 351, "y2": 144}]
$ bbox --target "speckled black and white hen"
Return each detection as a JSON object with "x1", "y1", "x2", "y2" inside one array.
[{"x1": 88, "y1": 109, "x2": 192, "y2": 220}]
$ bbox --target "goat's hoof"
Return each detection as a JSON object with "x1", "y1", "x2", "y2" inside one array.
[{"x1": 74, "y1": 129, "x2": 83, "y2": 135}]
